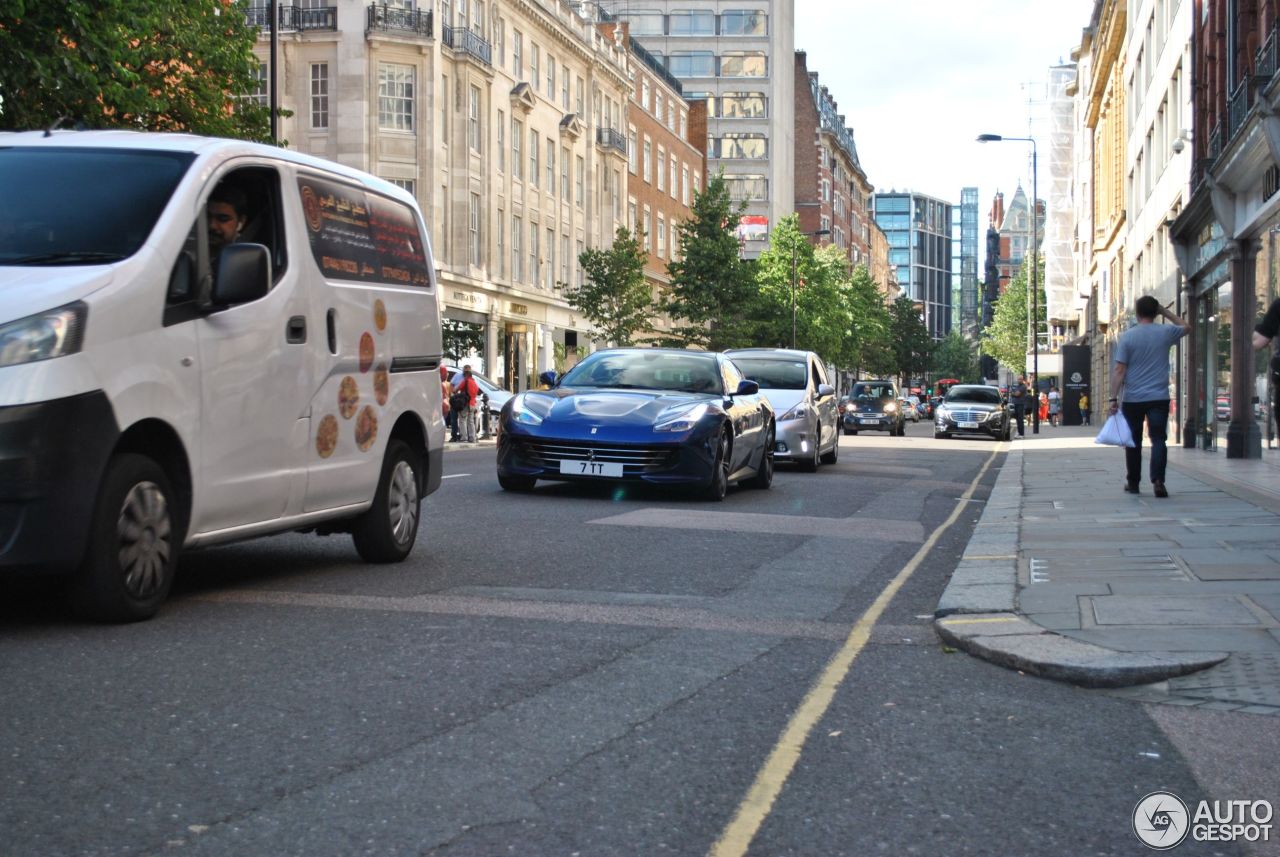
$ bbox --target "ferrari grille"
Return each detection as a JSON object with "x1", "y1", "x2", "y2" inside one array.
[{"x1": 518, "y1": 440, "x2": 678, "y2": 474}]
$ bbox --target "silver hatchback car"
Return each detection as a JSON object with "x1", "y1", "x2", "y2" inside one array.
[{"x1": 725, "y1": 348, "x2": 840, "y2": 471}]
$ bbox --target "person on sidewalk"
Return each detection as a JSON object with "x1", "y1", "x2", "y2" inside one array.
[
  {"x1": 440, "y1": 364, "x2": 454, "y2": 433},
  {"x1": 1008, "y1": 375, "x2": 1029, "y2": 437},
  {"x1": 1079, "y1": 392, "x2": 1091, "y2": 426},
  {"x1": 1253, "y1": 298, "x2": 1280, "y2": 446},
  {"x1": 1108, "y1": 295, "x2": 1191, "y2": 497},
  {"x1": 453, "y1": 365, "x2": 481, "y2": 443},
  {"x1": 1038, "y1": 390, "x2": 1049, "y2": 425},
  {"x1": 1047, "y1": 386, "x2": 1061, "y2": 427}
]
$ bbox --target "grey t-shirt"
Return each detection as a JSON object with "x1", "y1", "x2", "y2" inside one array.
[{"x1": 1114, "y1": 322, "x2": 1185, "y2": 402}]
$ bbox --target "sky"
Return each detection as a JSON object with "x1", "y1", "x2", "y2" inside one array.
[{"x1": 794, "y1": 0, "x2": 1095, "y2": 219}]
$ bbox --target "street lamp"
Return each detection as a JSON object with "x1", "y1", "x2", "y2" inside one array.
[
  {"x1": 792, "y1": 228, "x2": 831, "y2": 349},
  {"x1": 977, "y1": 133, "x2": 1039, "y2": 434}
]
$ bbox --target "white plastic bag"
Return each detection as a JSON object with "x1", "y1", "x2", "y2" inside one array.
[{"x1": 1094, "y1": 412, "x2": 1135, "y2": 447}]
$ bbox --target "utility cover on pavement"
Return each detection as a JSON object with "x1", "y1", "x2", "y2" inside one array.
[{"x1": 1090, "y1": 595, "x2": 1261, "y2": 626}]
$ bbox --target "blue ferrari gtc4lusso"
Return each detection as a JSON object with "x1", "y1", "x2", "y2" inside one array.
[{"x1": 496, "y1": 348, "x2": 776, "y2": 500}]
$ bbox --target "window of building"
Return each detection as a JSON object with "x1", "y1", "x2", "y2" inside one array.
[
  {"x1": 378, "y1": 63, "x2": 415, "y2": 131},
  {"x1": 545, "y1": 227, "x2": 555, "y2": 289},
  {"x1": 656, "y1": 145, "x2": 665, "y2": 191},
  {"x1": 628, "y1": 198, "x2": 637, "y2": 233},
  {"x1": 561, "y1": 234, "x2": 570, "y2": 286},
  {"x1": 628, "y1": 127, "x2": 638, "y2": 173},
  {"x1": 694, "y1": 171, "x2": 701, "y2": 194},
  {"x1": 546, "y1": 138, "x2": 556, "y2": 192},
  {"x1": 512, "y1": 117, "x2": 523, "y2": 180},
  {"x1": 681, "y1": 165, "x2": 689, "y2": 205},
  {"x1": 530, "y1": 130, "x2": 539, "y2": 188},
  {"x1": 715, "y1": 133, "x2": 766, "y2": 159},
  {"x1": 513, "y1": 29, "x2": 523, "y2": 77},
  {"x1": 665, "y1": 50, "x2": 716, "y2": 77},
  {"x1": 720, "y1": 9, "x2": 767, "y2": 35},
  {"x1": 641, "y1": 78, "x2": 651, "y2": 110},
  {"x1": 575, "y1": 76, "x2": 584, "y2": 115},
  {"x1": 657, "y1": 213, "x2": 666, "y2": 257},
  {"x1": 512, "y1": 214, "x2": 523, "y2": 281},
  {"x1": 310, "y1": 63, "x2": 329, "y2": 128},
  {"x1": 495, "y1": 17, "x2": 505, "y2": 66},
  {"x1": 469, "y1": 193, "x2": 481, "y2": 266},
  {"x1": 723, "y1": 174, "x2": 767, "y2": 201},
  {"x1": 530, "y1": 44, "x2": 540, "y2": 90},
  {"x1": 668, "y1": 10, "x2": 714, "y2": 34},
  {"x1": 575, "y1": 155, "x2": 584, "y2": 206},
  {"x1": 529, "y1": 221, "x2": 538, "y2": 288},
  {"x1": 547, "y1": 55, "x2": 556, "y2": 99},
  {"x1": 246, "y1": 62, "x2": 269, "y2": 106},
  {"x1": 386, "y1": 177, "x2": 415, "y2": 195},
  {"x1": 468, "y1": 85, "x2": 481, "y2": 151},
  {"x1": 643, "y1": 137, "x2": 652, "y2": 182},
  {"x1": 576, "y1": 239, "x2": 585, "y2": 287},
  {"x1": 642, "y1": 205, "x2": 652, "y2": 251},
  {"x1": 561, "y1": 65, "x2": 570, "y2": 110},
  {"x1": 670, "y1": 219, "x2": 679, "y2": 261},
  {"x1": 497, "y1": 109, "x2": 505, "y2": 171},
  {"x1": 719, "y1": 91, "x2": 766, "y2": 118},
  {"x1": 669, "y1": 156, "x2": 677, "y2": 199},
  {"x1": 614, "y1": 169, "x2": 622, "y2": 220},
  {"x1": 561, "y1": 145, "x2": 570, "y2": 197},
  {"x1": 679, "y1": 110, "x2": 687, "y2": 138},
  {"x1": 497, "y1": 208, "x2": 506, "y2": 278},
  {"x1": 439, "y1": 73, "x2": 448, "y2": 140},
  {"x1": 627, "y1": 10, "x2": 664, "y2": 34},
  {"x1": 820, "y1": 178, "x2": 830, "y2": 201},
  {"x1": 719, "y1": 52, "x2": 767, "y2": 77}
]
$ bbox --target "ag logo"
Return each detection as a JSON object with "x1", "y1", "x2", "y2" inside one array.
[
  {"x1": 1134, "y1": 791, "x2": 1190, "y2": 849},
  {"x1": 1070, "y1": 371, "x2": 1084, "y2": 383}
]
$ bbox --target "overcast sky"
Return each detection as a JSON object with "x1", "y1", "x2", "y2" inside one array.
[{"x1": 795, "y1": 0, "x2": 1095, "y2": 220}]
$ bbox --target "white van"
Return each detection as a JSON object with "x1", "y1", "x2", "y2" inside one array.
[{"x1": 0, "y1": 131, "x2": 445, "y2": 621}]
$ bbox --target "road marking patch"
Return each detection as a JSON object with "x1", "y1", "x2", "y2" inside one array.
[{"x1": 589, "y1": 508, "x2": 925, "y2": 543}]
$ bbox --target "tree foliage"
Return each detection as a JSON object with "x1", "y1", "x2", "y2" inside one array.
[
  {"x1": 0, "y1": 0, "x2": 273, "y2": 140},
  {"x1": 931, "y1": 330, "x2": 980, "y2": 382},
  {"x1": 841, "y1": 264, "x2": 892, "y2": 377},
  {"x1": 981, "y1": 258, "x2": 1045, "y2": 375},
  {"x1": 753, "y1": 216, "x2": 850, "y2": 358},
  {"x1": 886, "y1": 296, "x2": 934, "y2": 387},
  {"x1": 567, "y1": 227, "x2": 653, "y2": 347},
  {"x1": 659, "y1": 173, "x2": 757, "y2": 350}
]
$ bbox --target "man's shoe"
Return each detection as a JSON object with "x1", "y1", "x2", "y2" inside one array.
[
  {"x1": 1153, "y1": 480, "x2": 1169, "y2": 498},
  {"x1": 1124, "y1": 482, "x2": 1140, "y2": 494}
]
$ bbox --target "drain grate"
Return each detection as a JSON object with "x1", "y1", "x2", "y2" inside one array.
[
  {"x1": 1028, "y1": 554, "x2": 1190, "y2": 584},
  {"x1": 1168, "y1": 653, "x2": 1280, "y2": 708}
]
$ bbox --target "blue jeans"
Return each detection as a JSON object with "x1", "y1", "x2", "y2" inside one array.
[{"x1": 1121, "y1": 399, "x2": 1170, "y2": 485}]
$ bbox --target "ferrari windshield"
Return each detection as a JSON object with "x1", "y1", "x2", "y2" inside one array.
[
  {"x1": 559, "y1": 350, "x2": 724, "y2": 395},
  {"x1": 729, "y1": 357, "x2": 807, "y2": 390},
  {"x1": 0, "y1": 147, "x2": 194, "y2": 266},
  {"x1": 946, "y1": 386, "x2": 1002, "y2": 405}
]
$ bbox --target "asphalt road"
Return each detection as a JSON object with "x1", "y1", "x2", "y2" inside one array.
[{"x1": 0, "y1": 422, "x2": 1263, "y2": 856}]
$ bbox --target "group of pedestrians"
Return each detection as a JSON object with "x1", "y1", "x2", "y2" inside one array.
[
  {"x1": 440, "y1": 364, "x2": 483, "y2": 443},
  {"x1": 1005, "y1": 378, "x2": 1064, "y2": 436}
]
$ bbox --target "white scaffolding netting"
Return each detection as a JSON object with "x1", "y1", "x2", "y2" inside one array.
[{"x1": 1044, "y1": 64, "x2": 1076, "y2": 325}]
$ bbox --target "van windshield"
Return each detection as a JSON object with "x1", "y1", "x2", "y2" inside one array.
[{"x1": 0, "y1": 147, "x2": 194, "y2": 266}]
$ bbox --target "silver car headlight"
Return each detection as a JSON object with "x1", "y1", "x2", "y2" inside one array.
[
  {"x1": 779, "y1": 402, "x2": 809, "y2": 422},
  {"x1": 0, "y1": 302, "x2": 87, "y2": 368}
]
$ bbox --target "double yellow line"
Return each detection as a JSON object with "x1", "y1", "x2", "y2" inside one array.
[{"x1": 708, "y1": 446, "x2": 1001, "y2": 857}]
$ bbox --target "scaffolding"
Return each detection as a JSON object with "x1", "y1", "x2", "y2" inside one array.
[{"x1": 1044, "y1": 63, "x2": 1076, "y2": 330}]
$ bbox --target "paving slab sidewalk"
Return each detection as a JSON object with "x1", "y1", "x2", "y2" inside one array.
[{"x1": 934, "y1": 425, "x2": 1280, "y2": 713}]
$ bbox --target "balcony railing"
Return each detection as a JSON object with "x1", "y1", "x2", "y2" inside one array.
[
  {"x1": 1228, "y1": 78, "x2": 1252, "y2": 140},
  {"x1": 443, "y1": 24, "x2": 492, "y2": 65},
  {"x1": 1257, "y1": 27, "x2": 1278, "y2": 80},
  {"x1": 245, "y1": 4, "x2": 338, "y2": 32},
  {"x1": 596, "y1": 127, "x2": 627, "y2": 154},
  {"x1": 1208, "y1": 122, "x2": 1223, "y2": 160},
  {"x1": 366, "y1": 3, "x2": 432, "y2": 37}
]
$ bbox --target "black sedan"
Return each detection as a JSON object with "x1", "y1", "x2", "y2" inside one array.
[
  {"x1": 496, "y1": 348, "x2": 775, "y2": 500},
  {"x1": 933, "y1": 384, "x2": 1013, "y2": 441}
]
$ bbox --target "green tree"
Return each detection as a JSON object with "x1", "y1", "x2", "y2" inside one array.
[
  {"x1": 442, "y1": 320, "x2": 484, "y2": 364},
  {"x1": 931, "y1": 331, "x2": 981, "y2": 382},
  {"x1": 566, "y1": 227, "x2": 653, "y2": 346},
  {"x1": 753, "y1": 216, "x2": 849, "y2": 358},
  {"x1": 981, "y1": 257, "x2": 1045, "y2": 375},
  {"x1": 886, "y1": 296, "x2": 934, "y2": 387},
  {"x1": 841, "y1": 264, "x2": 892, "y2": 377},
  {"x1": 0, "y1": 0, "x2": 273, "y2": 140},
  {"x1": 659, "y1": 173, "x2": 757, "y2": 350}
]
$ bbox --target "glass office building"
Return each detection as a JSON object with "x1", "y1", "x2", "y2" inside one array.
[{"x1": 873, "y1": 191, "x2": 954, "y2": 339}]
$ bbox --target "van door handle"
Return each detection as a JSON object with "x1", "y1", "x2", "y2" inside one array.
[
  {"x1": 286, "y1": 315, "x2": 307, "y2": 344},
  {"x1": 326, "y1": 308, "x2": 337, "y2": 354}
]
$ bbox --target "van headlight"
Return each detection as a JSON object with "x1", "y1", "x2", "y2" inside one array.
[{"x1": 0, "y1": 302, "x2": 87, "y2": 368}]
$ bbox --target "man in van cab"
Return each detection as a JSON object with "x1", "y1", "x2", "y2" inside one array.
[{"x1": 208, "y1": 185, "x2": 248, "y2": 257}]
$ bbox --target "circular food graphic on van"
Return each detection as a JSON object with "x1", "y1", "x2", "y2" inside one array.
[
  {"x1": 373, "y1": 363, "x2": 389, "y2": 405},
  {"x1": 338, "y1": 376, "x2": 359, "y2": 418},
  {"x1": 373, "y1": 299, "x2": 387, "y2": 333},
  {"x1": 316, "y1": 414, "x2": 339, "y2": 458},
  {"x1": 301, "y1": 184, "x2": 323, "y2": 232},
  {"x1": 355, "y1": 405, "x2": 378, "y2": 452},
  {"x1": 358, "y1": 331, "x2": 375, "y2": 373}
]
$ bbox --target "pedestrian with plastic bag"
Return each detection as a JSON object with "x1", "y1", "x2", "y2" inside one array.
[{"x1": 1106, "y1": 295, "x2": 1191, "y2": 497}]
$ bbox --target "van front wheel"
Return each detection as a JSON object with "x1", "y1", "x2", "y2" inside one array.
[
  {"x1": 69, "y1": 454, "x2": 178, "y2": 622},
  {"x1": 353, "y1": 440, "x2": 421, "y2": 563}
]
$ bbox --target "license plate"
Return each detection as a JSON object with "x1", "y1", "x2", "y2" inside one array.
[
  {"x1": 859, "y1": 418, "x2": 879, "y2": 425},
  {"x1": 959, "y1": 421, "x2": 979, "y2": 429},
  {"x1": 560, "y1": 459, "x2": 623, "y2": 478}
]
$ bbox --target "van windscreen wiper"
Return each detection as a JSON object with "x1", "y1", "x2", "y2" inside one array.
[{"x1": 2, "y1": 251, "x2": 126, "y2": 266}]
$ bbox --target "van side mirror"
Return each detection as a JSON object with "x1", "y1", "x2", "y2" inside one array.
[
  {"x1": 210, "y1": 244, "x2": 271, "y2": 307},
  {"x1": 817, "y1": 383, "x2": 835, "y2": 398},
  {"x1": 734, "y1": 379, "x2": 760, "y2": 396}
]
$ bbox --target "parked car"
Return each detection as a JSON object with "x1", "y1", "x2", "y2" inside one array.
[
  {"x1": 901, "y1": 396, "x2": 921, "y2": 422},
  {"x1": 842, "y1": 380, "x2": 905, "y2": 436},
  {"x1": 445, "y1": 365, "x2": 512, "y2": 436},
  {"x1": 1216, "y1": 395, "x2": 1230, "y2": 421},
  {"x1": 724, "y1": 348, "x2": 839, "y2": 471},
  {"x1": 0, "y1": 131, "x2": 445, "y2": 621},
  {"x1": 934, "y1": 384, "x2": 1012, "y2": 441},
  {"x1": 496, "y1": 348, "x2": 775, "y2": 500}
]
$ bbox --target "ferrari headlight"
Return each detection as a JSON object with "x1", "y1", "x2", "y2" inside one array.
[
  {"x1": 655, "y1": 402, "x2": 710, "y2": 432},
  {"x1": 779, "y1": 402, "x2": 809, "y2": 422},
  {"x1": 0, "y1": 302, "x2": 87, "y2": 368},
  {"x1": 509, "y1": 393, "x2": 551, "y2": 426}
]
